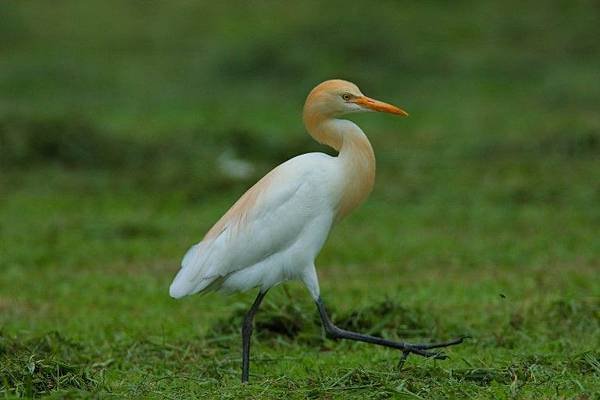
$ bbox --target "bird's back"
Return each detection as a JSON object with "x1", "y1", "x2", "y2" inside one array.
[{"x1": 169, "y1": 152, "x2": 338, "y2": 298}]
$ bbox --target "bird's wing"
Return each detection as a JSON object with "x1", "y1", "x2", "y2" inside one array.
[{"x1": 169, "y1": 156, "x2": 329, "y2": 298}]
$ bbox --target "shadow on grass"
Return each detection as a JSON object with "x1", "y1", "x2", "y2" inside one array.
[{"x1": 206, "y1": 296, "x2": 449, "y2": 347}]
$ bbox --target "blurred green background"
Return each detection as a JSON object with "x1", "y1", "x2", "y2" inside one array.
[{"x1": 1, "y1": 1, "x2": 599, "y2": 398}]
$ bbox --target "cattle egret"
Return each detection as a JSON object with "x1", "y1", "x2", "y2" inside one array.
[{"x1": 169, "y1": 79, "x2": 465, "y2": 382}]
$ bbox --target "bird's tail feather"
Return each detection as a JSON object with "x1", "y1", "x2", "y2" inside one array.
[{"x1": 169, "y1": 242, "x2": 219, "y2": 298}]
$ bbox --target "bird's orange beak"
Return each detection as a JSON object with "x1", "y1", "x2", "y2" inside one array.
[{"x1": 352, "y1": 96, "x2": 409, "y2": 116}]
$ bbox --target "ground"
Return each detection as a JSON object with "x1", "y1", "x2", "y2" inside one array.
[{"x1": 0, "y1": 1, "x2": 599, "y2": 398}]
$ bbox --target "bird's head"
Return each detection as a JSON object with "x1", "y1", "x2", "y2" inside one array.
[{"x1": 303, "y1": 79, "x2": 408, "y2": 119}]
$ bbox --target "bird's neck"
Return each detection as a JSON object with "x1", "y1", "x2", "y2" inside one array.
[{"x1": 304, "y1": 114, "x2": 376, "y2": 220}]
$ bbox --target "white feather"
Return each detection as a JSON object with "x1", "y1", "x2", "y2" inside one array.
[{"x1": 169, "y1": 152, "x2": 338, "y2": 298}]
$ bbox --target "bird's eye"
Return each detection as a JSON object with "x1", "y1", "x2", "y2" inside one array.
[{"x1": 341, "y1": 93, "x2": 352, "y2": 101}]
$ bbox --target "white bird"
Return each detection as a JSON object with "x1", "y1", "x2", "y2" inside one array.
[{"x1": 169, "y1": 79, "x2": 465, "y2": 382}]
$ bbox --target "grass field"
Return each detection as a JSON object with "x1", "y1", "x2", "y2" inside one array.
[{"x1": 1, "y1": 1, "x2": 599, "y2": 398}]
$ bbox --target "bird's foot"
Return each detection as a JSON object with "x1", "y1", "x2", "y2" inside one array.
[
  {"x1": 408, "y1": 335, "x2": 470, "y2": 351},
  {"x1": 397, "y1": 336, "x2": 470, "y2": 369}
]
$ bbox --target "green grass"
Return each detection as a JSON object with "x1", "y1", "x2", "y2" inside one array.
[{"x1": 1, "y1": 0, "x2": 599, "y2": 398}]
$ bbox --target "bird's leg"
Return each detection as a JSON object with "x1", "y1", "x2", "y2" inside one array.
[
  {"x1": 315, "y1": 297, "x2": 466, "y2": 360},
  {"x1": 241, "y1": 289, "x2": 268, "y2": 383}
]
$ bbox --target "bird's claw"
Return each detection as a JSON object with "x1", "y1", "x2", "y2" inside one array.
[
  {"x1": 396, "y1": 346, "x2": 445, "y2": 368},
  {"x1": 397, "y1": 336, "x2": 470, "y2": 369},
  {"x1": 409, "y1": 336, "x2": 469, "y2": 351},
  {"x1": 408, "y1": 346, "x2": 447, "y2": 358}
]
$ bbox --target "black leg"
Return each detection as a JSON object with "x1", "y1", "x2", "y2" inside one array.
[
  {"x1": 315, "y1": 297, "x2": 466, "y2": 360},
  {"x1": 241, "y1": 289, "x2": 268, "y2": 383}
]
